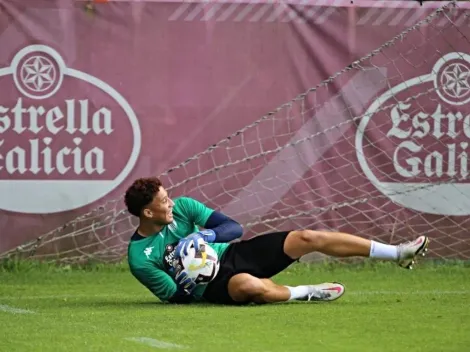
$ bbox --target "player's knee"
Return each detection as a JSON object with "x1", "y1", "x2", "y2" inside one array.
[
  {"x1": 289, "y1": 230, "x2": 328, "y2": 251},
  {"x1": 300, "y1": 230, "x2": 328, "y2": 249},
  {"x1": 228, "y1": 274, "x2": 266, "y2": 302}
]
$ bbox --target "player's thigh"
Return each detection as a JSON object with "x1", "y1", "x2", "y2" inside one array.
[
  {"x1": 283, "y1": 229, "x2": 328, "y2": 259},
  {"x1": 231, "y1": 231, "x2": 296, "y2": 278}
]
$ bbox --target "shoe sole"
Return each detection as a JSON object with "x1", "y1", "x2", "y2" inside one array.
[{"x1": 401, "y1": 236, "x2": 430, "y2": 269}]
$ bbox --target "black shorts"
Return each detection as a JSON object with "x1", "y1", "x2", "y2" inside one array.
[{"x1": 202, "y1": 231, "x2": 295, "y2": 305}]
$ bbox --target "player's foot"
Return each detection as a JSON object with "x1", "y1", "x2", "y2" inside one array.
[
  {"x1": 300, "y1": 282, "x2": 345, "y2": 302},
  {"x1": 397, "y1": 235, "x2": 429, "y2": 269}
]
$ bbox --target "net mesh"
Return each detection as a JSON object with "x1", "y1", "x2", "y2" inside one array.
[{"x1": 2, "y1": 0, "x2": 470, "y2": 263}]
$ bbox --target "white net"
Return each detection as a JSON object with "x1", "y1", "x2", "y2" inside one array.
[{"x1": 2, "y1": 0, "x2": 470, "y2": 263}]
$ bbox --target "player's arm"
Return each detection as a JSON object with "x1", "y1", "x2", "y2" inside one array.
[
  {"x1": 178, "y1": 197, "x2": 243, "y2": 243},
  {"x1": 175, "y1": 197, "x2": 243, "y2": 257},
  {"x1": 131, "y1": 265, "x2": 195, "y2": 304},
  {"x1": 203, "y1": 210, "x2": 243, "y2": 242}
]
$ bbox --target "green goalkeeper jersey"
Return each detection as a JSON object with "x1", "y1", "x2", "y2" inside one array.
[{"x1": 127, "y1": 197, "x2": 230, "y2": 302}]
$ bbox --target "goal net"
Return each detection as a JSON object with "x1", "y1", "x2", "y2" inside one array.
[{"x1": 2, "y1": 0, "x2": 470, "y2": 264}]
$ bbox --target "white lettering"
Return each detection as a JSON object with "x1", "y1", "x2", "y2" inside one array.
[
  {"x1": 463, "y1": 115, "x2": 470, "y2": 139},
  {"x1": 65, "y1": 99, "x2": 77, "y2": 134},
  {"x1": 447, "y1": 112, "x2": 463, "y2": 139},
  {"x1": 430, "y1": 104, "x2": 445, "y2": 139},
  {"x1": 460, "y1": 143, "x2": 468, "y2": 179},
  {"x1": 388, "y1": 103, "x2": 470, "y2": 179},
  {"x1": 84, "y1": 147, "x2": 105, "y2": 174},
  {"x1": 29, "y1": 139, "x2": 40, "y2": 174},
  {"x1": 0, "y1": 98, "x2": 115, "y2": 176},
  {"x1": 92, "y1": 108, "x2": 113, "y2": 135},
  {"x1": 6, "y1": 146, "x2": 26, "y2": 174},
  {"x1": 424, "y1": 151, "x2": 443, "y2": 177},
  {"x1": 27, "y1": 105, "x2": 45, "y2": 134},
  {"x1": 42, "y1": 137, "x2": 54, "y2": 175},
  {"x1": 56, "y1": 148, "x2": 71, "y2": 175},
  {"x1": 393, "y1": 141, "x2": 470, "y2": 179},
  {"x1": 0, "y1": 137, "x2": 106, "y2": 175},
  {"x1": 388, "y1": 103, "x2": 470, "y2": 140},
  {"x1": 79, "y1": 100, "x2": 91, "y2": 135},
  {"x1": 0, "y1": 98, "x2": 113, "y2": 135},
  {"x1": 387, "y1": 103, "x2": 411, "y2": 139},
  {"x1": 12, "y1": 98, "x2": 27, "y2": 134},
  {"x1": 0, "y1": 106, "x2": 10, "y2": 133},
  {"x1": 0, "y1": 140, "x2": 3, "y2": 171},
  {"x1": 72, "y1": 137, "x2": 83, "y2": 174},
  {"x1": 411, "y1": 112, "x2": 429, "y2": 138},
  {"x1": 46, "y1": 107, "x2": 64, "y2": 135},
  {"x1": 394, "y1": 141, "x2": 422, "y2": 177},
  {"x1": 448, "y1": 143, "x2": 456, "y2": 177}
]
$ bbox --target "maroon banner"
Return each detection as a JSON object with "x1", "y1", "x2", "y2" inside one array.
[{"x1": 0, "y1": 0, "x2": 469, "y2": 261}]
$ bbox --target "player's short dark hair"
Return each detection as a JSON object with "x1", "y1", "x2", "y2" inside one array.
[{"x1": 124, "y1": 177, "x2": 163, "y2": 217}]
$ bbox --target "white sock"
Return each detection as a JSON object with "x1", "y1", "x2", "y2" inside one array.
[
  {"x1": 369, "y1": 241, "x2": 398, "y2": 260},
  {"x1": 285, "y1": 285, "x2": 310, "y2": 301}
]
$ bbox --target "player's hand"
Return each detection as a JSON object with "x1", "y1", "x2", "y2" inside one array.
[
  {"x1": 175, "y1": 230, "x2": 216, "y2": 258},
  {"x1": 174, "y1": 268, "x2": 196, "y2": 294},
  {"x1": 175, "y1": 233, "x2": 203, "y2": 258}
]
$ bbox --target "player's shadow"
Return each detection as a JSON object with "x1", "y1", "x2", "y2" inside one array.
[
  {"x1": 53, "y1": 300, "x2": 223, "y2": 309},
  {"x1": 57, "y1": 299, "x2": 302, "y2": 310}
]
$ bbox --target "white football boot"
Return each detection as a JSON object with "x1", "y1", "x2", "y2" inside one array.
[
  {"x1": 397, "y1": 235, "x2": 430, "y2": 269},
  {"x1": 300, "y1": 282, "x2": 345, "y2": 302}
]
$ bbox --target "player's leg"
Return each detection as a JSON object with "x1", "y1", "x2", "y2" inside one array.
[
  {"x1": 227, "y1": 274, "x2": 289, "y2": 303},
  {"x1": 227, "y1": 274, "x2": 345, "y2": 304},
  {"x1": 203, "y1": 232, "x2": 345, "y2": 305},
  {"x1": 283, "y1": 230, "x2": 429, "y2": 269}
]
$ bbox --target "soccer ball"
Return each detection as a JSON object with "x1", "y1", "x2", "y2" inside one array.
[{"x1": 180, "y1": 240, "x2": 220, "y2": 285}]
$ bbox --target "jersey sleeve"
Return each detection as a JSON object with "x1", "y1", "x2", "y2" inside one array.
[
  {"x1": 177, "y1": 197, "x2": 214, "y2": 227},
  {"x1": 131, "y1": 265, "x2": 177, "y2": 302}
]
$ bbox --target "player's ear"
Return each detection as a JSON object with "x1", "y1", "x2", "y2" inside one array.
[{"x1": 142, "y1": 208, "x2": 153, "y2": 218}]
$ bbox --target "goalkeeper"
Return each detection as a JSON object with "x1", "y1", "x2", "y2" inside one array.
[{"x1": 125, "y1": 177, "x2": 429, "y2": 305}]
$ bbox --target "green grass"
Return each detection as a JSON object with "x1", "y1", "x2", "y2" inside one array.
[{"x1": 0, "y1": 261, "x2": 469, "y2": 352}]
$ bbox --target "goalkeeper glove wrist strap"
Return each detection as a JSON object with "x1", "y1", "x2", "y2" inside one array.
[{"x1": 198, "y1": 229, "x2": 216, "y2": 243}]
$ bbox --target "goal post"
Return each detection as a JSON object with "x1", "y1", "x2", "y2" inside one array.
[{"x1": 2, "y1": 0, "x2": 470, "y2": 264}]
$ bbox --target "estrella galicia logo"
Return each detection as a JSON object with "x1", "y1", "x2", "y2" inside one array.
[
  {"x1": 0, "y1": 44, "x2": 141, "y2": 214},
  {"x1": 356, "y1": 52, "x2": 470, "y2": 215}
]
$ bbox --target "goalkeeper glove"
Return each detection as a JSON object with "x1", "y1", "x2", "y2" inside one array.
[
  {"x1": 174, "y1": 268, "x2": 196, "y2": 294},
  {"x1": 175, "y1": 229, "x2": 216, "y2": 258}
]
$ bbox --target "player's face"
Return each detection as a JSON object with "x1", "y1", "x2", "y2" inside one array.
[{"x1": 143, "y1": 187, "x2": 174, "y2": 225}]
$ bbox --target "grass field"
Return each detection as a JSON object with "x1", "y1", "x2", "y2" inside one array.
[{"x1": 0, "y1": 260, "x2": 469, "y2": 352}]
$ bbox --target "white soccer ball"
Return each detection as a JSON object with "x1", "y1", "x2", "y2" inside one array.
[{"x1": 180, "y1": 240, "x2": 220, "y2": 285}]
